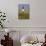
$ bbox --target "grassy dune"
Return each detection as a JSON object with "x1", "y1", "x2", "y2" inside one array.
[{"x1": 18, "y1": 12, "x2": 29, "y2": 19}]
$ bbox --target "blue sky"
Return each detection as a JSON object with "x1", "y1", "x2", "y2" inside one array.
[{"x1": 18, "y1": 4, "x2": 30, "y2": 12}]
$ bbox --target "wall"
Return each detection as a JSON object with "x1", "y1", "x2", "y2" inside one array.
[{"x1": 0, "y1": 0, "x2": 46, "y2": 27}]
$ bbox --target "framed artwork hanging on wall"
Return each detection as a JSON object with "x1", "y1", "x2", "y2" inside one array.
[{"x1": 18, "y1": 4, "x2": 30, "y2": 19}]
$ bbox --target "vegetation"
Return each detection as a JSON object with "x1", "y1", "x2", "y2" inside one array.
[{"x1": 18, "y1": 12, "x2": 29, "y2": 19}]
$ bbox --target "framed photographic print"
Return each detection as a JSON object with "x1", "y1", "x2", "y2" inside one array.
[{"x1": 18, "y1": 4, "x2": 30, "y2": 19}]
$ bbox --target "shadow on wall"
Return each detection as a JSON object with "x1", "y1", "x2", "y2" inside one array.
[{"x1": 13, "y1": 40, "x2": 21, "y2": 46}]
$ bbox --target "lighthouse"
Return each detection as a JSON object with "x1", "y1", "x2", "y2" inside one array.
[{"x1": 22, "y1": 6, "x2": 25, "y2": 12}]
